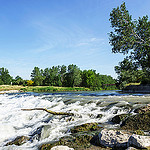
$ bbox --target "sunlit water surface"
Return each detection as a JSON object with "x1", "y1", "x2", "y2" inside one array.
[{"x1": 0, "y1": 91, "x2": 150, "y2": 150}]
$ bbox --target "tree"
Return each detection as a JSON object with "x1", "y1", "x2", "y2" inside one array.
[
  {"x1": 115, "y1": 58, "x2": 145, "y2": 88},
  {"x1": 43, "y1": 66, "x2": 62, "y2": 86},
  {"x1": 13, "y1": 76, "x2": 24, "y2": 85},
  {"x1": 31, "y1": 67, "x2": 44, "y2": 86},
  {"x1": 82, "y1": 70, "x2": 96, "y2": 88},
  {"x1": 109, "y1": 2, "x2": 150, "y2": 84},
  {"x1": 60, "y1": 65, "x2": 67, "y2": 85},
  {"x1": 65, "y1": 64, "x2": 82, "y2": 87},
  {"x1": 0, "y1": 67, "x2": 12, "y2": 85}
]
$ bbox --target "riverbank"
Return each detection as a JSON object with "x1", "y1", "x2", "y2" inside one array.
[
  {"x1": 0, "y1": 85, "x2": 91, "y2": 93},
  {"x1": 123, "y1": 85, "x2": 150, "y2": 93}
]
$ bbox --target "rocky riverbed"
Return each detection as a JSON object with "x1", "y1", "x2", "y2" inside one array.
[
  {"x1": 1, "y1": 91, "x2": 150, "y2": 150},
  {"x1": 5, "y1": 104, "x2": 150, "y2": 150}
]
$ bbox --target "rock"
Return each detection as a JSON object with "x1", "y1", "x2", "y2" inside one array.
[
  {"x1": 98, "y1": 129, "x2": 130, "y2": 148},
  {"x1": 98, "y1": 129, "x2": 150, "y2": 149},
  {"x1": 5, "y1": 136, "x2": 29, "y2": 146},
  {"x1": 121, "y1": 111, "x2": 150, "y2": 130},
  {"x1": 51, "y1": 145, "x2": 74, "y2": 150},
  {"x1": 40, "y1": 135, "x2": 94, "y2": 150},
  {"x1": 134, "y1": 104, "x2": 150, "y2": 113},
  {"x1": 126, "y1": 147, "x2": 137, "y2": 150},
  {"x1": 96, "y1": 114, "x2": 103, "y2": 118},
  {"x1": 111, "y1": 114, "x2": 129, "y2": 124},
  {"x1": 128, "y1": 134, "x2": 150, "y2": 148},
  {"x1": 70, "y1": 122, "x2": 102, "y2": 133}
]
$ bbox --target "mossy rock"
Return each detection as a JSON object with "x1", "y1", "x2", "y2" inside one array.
[
  {"x1": 111, "y1": 114, "x2": 129, "y2": 124},
  {"x1": 5, "y1": 136, "x2": 29, "y2": 146},
  {"x1": 40, "y1": 134, "x2": 110, "y2": 150},
  {"x1": 134, "y1": 105, "x2": 150, "y2": 114},
  {"x1": 70, "y1": 122, "x2": 102, "y2": 133},
  {"x1": 121, "y1": 111, "x2": 150, "y2": 131},
  {"x1": 133, "y1": 130, "x2": 145, "y2": 135}
]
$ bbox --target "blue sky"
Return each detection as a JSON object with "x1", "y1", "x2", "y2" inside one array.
[{"x1": 0, "y1": 0, "x2": 150, "y2": 79}]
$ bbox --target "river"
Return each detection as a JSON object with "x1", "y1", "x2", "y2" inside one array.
[{"x1": 0, "y1": 91, "x2": 150, "y2": 150}]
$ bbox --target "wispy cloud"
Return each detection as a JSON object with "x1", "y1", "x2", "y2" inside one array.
[
  {"x1": 29, "y1": 15, "x2": 106, "y2": 55},
  {"x1": 76, "y1": 37, "x2": 105, "y2": 47}
]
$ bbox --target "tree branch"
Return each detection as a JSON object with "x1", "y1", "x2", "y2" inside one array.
[
  {"x1": 21, "y1": 108, "x2": 74, "y2": 116},
  {"x1": 124, "y1": 19, "x2": 150, "y2": 47}
]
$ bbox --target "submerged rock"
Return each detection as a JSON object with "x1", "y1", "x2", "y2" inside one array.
[
  {"x1": 5, "y1": 136, "x2": 29, "y2": 146},
  {"x1": 111, "y1": 114, "x2": 129, "y2": 124}
]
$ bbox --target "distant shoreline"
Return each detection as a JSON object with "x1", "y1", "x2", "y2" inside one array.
[
  {"x1": 0, "y1": 85, "x2": 118, "y2": 93},
  {"x1": 123, "y1": 85, "x2": 150, "y2": 94}
]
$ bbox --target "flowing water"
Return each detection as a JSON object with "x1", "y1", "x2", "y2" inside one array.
[{"x1": 0, "y1": 91, "x2": 150, "y2": 150}]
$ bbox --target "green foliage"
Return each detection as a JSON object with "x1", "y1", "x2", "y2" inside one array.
[
  {"x1": 30, "y1": 64, "x2": 117, "y2": 90},
  {"x1": 110, "y1": 2, "x2": 150, "y2": 86},
  {"x1": 0, "y1": 65, "x2": 116, "y2": 90},
  {"x1": 12, "y1": 76, "x2": 24, "y2": 85},
  {"x1": 31, "y1": 67, "x2": 44, "y2": 86},
  {"x1": 0, "y1": 67, "x2": 12, "y2": 85},
  {"x1": 64, "y1": 64, "x2": 82, "y2": 87},
  {"x1": 114, "y1": 58, "x2": 145, "y2": 88}
]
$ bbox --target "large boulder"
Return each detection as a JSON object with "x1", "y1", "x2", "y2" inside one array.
[
  {"x1": 128, "y1": 134, "x2": 150, "y2": 148},
  {"x1": 98, "y1": 129, "x2": 150, "y2": 149},
  {"x1": 98, "y1": 129, "x2": 130, "y2": 148}
]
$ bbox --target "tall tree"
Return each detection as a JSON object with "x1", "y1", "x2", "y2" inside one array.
[
  {"x1": 60, "y1": 65, "x2": 67, "y2": 86},
  {"x1": 81, "y1": 70, "x2": 96, "y2": 88},
  {"x1": 13, "y1": 76, "x2": 24, "y2": 85},
  {"x1": 43, "y1": 66, "x2": 62, "y2": 86},
  {"x1": 0, "y1": 67, "x2": 12, "y2": 85},
  {"x1": 65, "y1": 64, "x2": 82, "y2": 87},
  {"x1": 31, "y1": 67, "x2": 44, "y2": 86},
  {"x1": 109, "y1": 2, "x2": 150, "y2": 83}
]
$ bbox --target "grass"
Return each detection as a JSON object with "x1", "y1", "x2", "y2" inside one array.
[
  {"x1": 0, "y1": 85, "x2": 23, "y2": 91},
  {"x1": 0, "y1": 85, "x2": 90, "y2": 92},
  {"x1": 125, "y1": 83, "x2": 141, "y2": 87}
]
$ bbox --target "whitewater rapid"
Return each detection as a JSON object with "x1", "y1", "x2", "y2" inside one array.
[{"x1": 0, "y1": 91, "x2": 150, "y2": 150}]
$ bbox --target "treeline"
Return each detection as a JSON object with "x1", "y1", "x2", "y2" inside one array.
[
  {"x1": 30, "y1": 64, "x2": 116, "y2": 90},
  {"x1": 0, "y1": 65, "x2": 117, "y2": 90}
]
